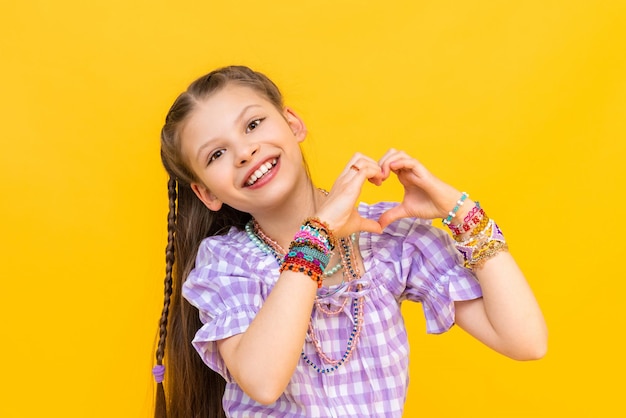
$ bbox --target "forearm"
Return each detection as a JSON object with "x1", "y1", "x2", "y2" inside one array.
[
  {"x1": 452, "y1": 201, "x2": 547, "y2": 359},
  {"x1": 471, "y1": 252, "x2": 548, "y2": 359},
  {"x1": 218, "y1": 217, "x2": 336, "y2": 404},
  {"x1": 219, "y1": 270, "x2": 317, "y2": 404}
]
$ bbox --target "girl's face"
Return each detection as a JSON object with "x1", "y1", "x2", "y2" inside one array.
[{"x1": 181, "y1": 83, "x2": 309, "y2": 216}]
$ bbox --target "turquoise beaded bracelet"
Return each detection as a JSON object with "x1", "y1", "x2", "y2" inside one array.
[{"x1": 442, "y1": 192, "x2": 469, "y2": 226}]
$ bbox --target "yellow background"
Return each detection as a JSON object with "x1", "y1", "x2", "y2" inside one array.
[{"x1": 1, "y1": 1, "x2": 624, "y2": 417}]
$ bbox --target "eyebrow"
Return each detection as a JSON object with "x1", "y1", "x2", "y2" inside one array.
[{"x1": 195, "y1": 104, "x2": 263, "y2": 162}]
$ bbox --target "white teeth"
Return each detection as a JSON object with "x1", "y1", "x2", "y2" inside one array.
[{"x1": 247, "y1": 159, "x2": 277, "y2": 186}]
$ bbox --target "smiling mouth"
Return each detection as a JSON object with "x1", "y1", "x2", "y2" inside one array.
[{"x1": 246, "y1": 158, "x2": 278, "y2": 186}]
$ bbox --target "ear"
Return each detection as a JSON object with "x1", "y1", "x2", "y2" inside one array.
[
  {"x1": 283, "y1": 107, "x2": 307, "y2": 143},
  {"x1": 190, "y1": 183, "x2": 223, "y2": 211}
]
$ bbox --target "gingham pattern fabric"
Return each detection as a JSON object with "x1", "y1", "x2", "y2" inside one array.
[{"x1": 183, "y1": 201, "x2": 483, "y2": 417}]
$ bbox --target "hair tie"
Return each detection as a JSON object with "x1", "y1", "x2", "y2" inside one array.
[{"x1": 152, "y1": 364, "x2": 165, "y2": 383}]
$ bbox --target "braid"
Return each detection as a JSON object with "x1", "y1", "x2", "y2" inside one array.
[
  {"x1": 155, "y1": 66, "x2": 282, "y2": 417},
  {"x1": 154, "y1": 176, "x2": 177, "y2": 418}
]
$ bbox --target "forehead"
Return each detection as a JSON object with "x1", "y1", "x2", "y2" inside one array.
[
  {"x1": 179, "y1": 84, "x2": 276, "y2": 160},
  {"x1": 202, "y1": 82, "x2": 266, "y2": 110},
  {"x1": 186, "y1": 84, "x2": 265, "y2": 126}
]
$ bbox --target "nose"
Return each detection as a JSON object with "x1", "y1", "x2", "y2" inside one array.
[{"x1": 235, "y1": 142, "x2": 259, "y2": 166}]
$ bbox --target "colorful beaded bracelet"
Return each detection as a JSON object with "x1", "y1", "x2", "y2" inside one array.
[
  {"x1": 442, "y1": 192, "x2": 469, "y2": 226},
  {"x1": 293, "y1": 232, "x2": 331, "y2": 254},
  {"x1": 287, "y1": 246, "x2": 331, "y2": 267},
  {"x1": 279, "y1": 219, "x2": 336, "y2": 287},
  {"x1": 448, "y1": 202, "x2": 485, "y2": 236},
  {"x1": 303, "y1": 217, "x2": 337, "y2": 250},
  {"x1": 454, "y1": 219, "x2": 508, "y2": 271},
  {"x1": 280, "y1": 255, "x2": 325, "y2": 287}
]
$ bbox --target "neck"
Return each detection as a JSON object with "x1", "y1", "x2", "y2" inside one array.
[{"x1": 252, "y1": 183, "x2": 326, "y2": 249}]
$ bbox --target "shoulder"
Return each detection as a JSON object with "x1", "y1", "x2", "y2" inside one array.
[
  {"x1": 195, "y1": 226, "x2": 257, "y2": 268},
  {"x1": 183, "y1": 227, "x2": 276, "y2": 305},
  {"x1": 194, "y1": 226, "x2": 278, "y2": 275}
]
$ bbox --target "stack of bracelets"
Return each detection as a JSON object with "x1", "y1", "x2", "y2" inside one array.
[
  {"x1": 279, "y1": 217, "x2": 338, "y2": 288},
  {"x1": 443, "y1": 193, "x2": 509, "y2": 271}
]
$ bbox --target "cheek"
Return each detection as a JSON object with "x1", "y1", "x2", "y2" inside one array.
[{"x1": 204, "y1": 163, "x2": 236, "y2": 187}]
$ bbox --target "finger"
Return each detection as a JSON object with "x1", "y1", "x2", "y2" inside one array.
[
  {"x1": 377, "y1": 148, "x2": 401, "y2": 178},
  {"x1": 347, "y1": 163, "x2": 383, "y2": 185},
  {"x1": 379, "y1": 150, "x2": 420, "y2": 179},
  {"x1": 347, "y1": 158, "x2": 384, "y2": 185},
  {"x1": 366, "y1": 165, "x2": 385, "y2": 186},
  {"x1": 358, "y1": 217, "x2": 383, "y2": 235},
  {"x1": 343, "y1": 153, "x2": 379, "y2": 174},
  {"x1": 377, "y1": 147, "x2": 401, "y2": 162},
  {"x1": 387, "y1": 157, "x2": 419, "y2": 176},
  {"x1": 387, "y1": 157, "x2": 433, "y2": 187},
  {"x1": 378, "y1": 205, "x2": 407, "y2": 230},
  {"x1": 390, "y1": 153, "x2": 431, "y2": 178}
]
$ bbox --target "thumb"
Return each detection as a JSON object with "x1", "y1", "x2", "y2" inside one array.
[
  {"x1": 358, "y1": 217, "x2": 383, "y2": 235},
  {"x1": 378, "y1": 205, "x2": 407, "y2": 230}
]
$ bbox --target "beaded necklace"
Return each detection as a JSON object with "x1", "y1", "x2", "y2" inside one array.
[
  {"x1": 248, "y1": 219, "x2": 355, "y2": 311},
  {"x1": 244, "y1": 219, "x2": 365, "y2": 373}
]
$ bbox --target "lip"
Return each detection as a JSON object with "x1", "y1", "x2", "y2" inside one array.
[{"x1": 242, "y1": 156, "x2": 280, "y2": 189}]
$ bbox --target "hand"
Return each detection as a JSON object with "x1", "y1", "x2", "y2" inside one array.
[
  {"x1": 315, "y1": 153, "x2": 385, "y2": 237},
  {"x1": 377, "y1": 149, "x2": 470, "y2": 230}
]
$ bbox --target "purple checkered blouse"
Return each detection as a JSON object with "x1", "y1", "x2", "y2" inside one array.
[{"x1": 183, "y1": 202, "x2": 482, "y2": 417}]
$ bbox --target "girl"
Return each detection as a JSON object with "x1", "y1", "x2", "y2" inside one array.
[{"x1": 153, "y1": 66, "x2": 547, "y2": 418}]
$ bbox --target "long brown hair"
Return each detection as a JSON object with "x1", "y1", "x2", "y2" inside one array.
[{"x1": 154, "y1": 66, "x2": 284, "y2": 418}]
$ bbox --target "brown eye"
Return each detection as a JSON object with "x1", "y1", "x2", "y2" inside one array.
[
  {"x1": 246, "y1": 118, "x2": 263, "y2": 133},
  {"x1": 208, "y1": 149, "x2": 225, "y2": 165}
]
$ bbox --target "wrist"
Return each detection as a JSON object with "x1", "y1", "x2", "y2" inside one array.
[
  {"x1": 446, "y1": 199, "x2": 509, "y2": 271},
  {"x1": 452, "y1": 198, "x2": 476, "y2": 223},
  {"x1": 301, "y1": 217, "x2": 337, "y2": 251},
  {"x1": 280, "y1": 218, "x2": 337, "y2": 288},
  {"x1": 447, "y1": 201, "x2": 480, "y2": 236},
  {"x1": 454, "y1": 218, "x2": 508, "y2": 271},
  {"x1": 441, "y1": 192, "x2": 469, "y2": 226}
]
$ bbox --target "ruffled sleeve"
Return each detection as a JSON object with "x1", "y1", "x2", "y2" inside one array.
[
  {"x1": 182, "y1": 228, "x2": 276, "y2": 382},
  {"x1": 359, "y1": 202, "x2": 483, "y2": 334}
]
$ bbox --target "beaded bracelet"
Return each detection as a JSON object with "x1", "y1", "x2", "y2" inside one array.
[
  {"x1": 442, "y1": 192, "x2": 469, "y2": 226},
  {"x1": 294, "y1": 229, "x2": 332, "y2": 252},
  {"x1": 467, "y1": 240, "x2": 509, "y2": 270},
  {"x1": 455, "y1": 218, "x2": 508, "y2": 271},
  {"x1": 303, "y1": 217, "x2": 337, "y2": 250},
  {"x1": 448, "y1": 202, "x2": 485, "y2": 236},
  {"x1": 279, "y1": 219, "x2": 335, "y2": 287},
  {"x1": 288, "y1": 245, "x2": 331, "y2": 267},
  {"x1": 281, "y1": 255, "x2": 326, "y2": 283}
]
